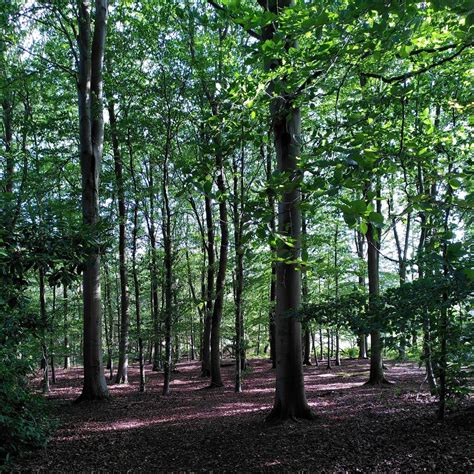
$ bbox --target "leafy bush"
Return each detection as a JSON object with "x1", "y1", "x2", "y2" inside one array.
[
  {"x1": 0, "y1": 348, "x2": 53, "y2": 467},
  {"x1": 342, "y1": 347, "x2": 359, "y2": 359}
]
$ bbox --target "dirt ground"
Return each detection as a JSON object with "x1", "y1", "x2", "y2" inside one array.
[{"x1": 16, "y1": 358, "x2": 473, "y2": 472}]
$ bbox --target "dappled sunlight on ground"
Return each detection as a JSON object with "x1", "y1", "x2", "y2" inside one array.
[{"x1": 20, "y1": 357, "x2": 472, "y2": 472}]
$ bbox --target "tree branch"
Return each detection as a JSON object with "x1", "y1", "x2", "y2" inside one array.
[
  {"x1": 362, "y1": 41, "x2": 473, "y2": 84},
  {"x1": 207, "y1": 0, "x2": 262, "y2": 40}
]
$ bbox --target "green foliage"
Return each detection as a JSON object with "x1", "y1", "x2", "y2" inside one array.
[{"x1": 0, "y1": 347, "x2": 53, "y2": 466}]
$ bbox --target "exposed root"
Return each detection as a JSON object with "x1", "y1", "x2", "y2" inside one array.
[
  {"x1": 265, "y1": 406, "x2": 316, "y2": 425},
  {"x1": 74, "y1": 392, "x2": 110, "y2": 404},
  {"x1": 364, "y1": 377, "x2": 392, "y2": 386}
]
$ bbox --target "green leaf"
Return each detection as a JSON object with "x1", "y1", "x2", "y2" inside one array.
[{"x1": 368, "y1": 212, "x2": 384, "y2": 227}]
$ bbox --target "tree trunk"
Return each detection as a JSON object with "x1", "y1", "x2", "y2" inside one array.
[
  {"x1": 50, "y1": 285, "x2": 56, "y2": 384},
  {"x1": 264, "y1": 141, "x2": 277, "y2": 369},
  {"x1": 108, "y1": 99, "x2": 130, "y2": 385},
  {"x1": 319, "y1": 328, "x2": 323, "y2": 361},
  {"x1": 301, "y1": 202, "x2": 311, "y2": 367},
  {"x1": 358, "y1": 333, "x2": 367, "y2": 359},
  {"x1": 232, "y1": 152, "x2": 244, "y2": 393},
  {"x1": 335, "y1": 329, "x2": 341, "y2": 366},
  {"x1": 201, "y1": 195, "x2": 214, "y2": 376},
  {"x1": 326, "y1": 328, "x2": 331, "y2": 370},
  {"x1": 39, "y1": 269, "x2": 49, "y2": 394},
  {"x1": 162, "y1": 138, "x2": 173, "y2": 396},
  {"x1": 334, "y1": 223, "x2": 341, "y2": 366},
  {"x1": 127, "y1": 129, "x2": 145, "y2": 392},
  {"x1": 63, "y1": 284, "x2": 71, "y2": 369},
  {"x1": 103, "y1": 265, "x2": 114, "y2": 379},
  {"x1": 210, "y1": 142, "x2": 229, "y2": 388},
  {"x1": 365, "y1": 218, "x2": 388, "y2": 385},
  {"x1": 2, "y1": 97, "x2": 13, "y2": 194},
  {"x1": 311, "y1": 332, "x2": 318, "y2": 366},
  {"x1": 264, "y1": 2, "x2": 314, "y2": 419},
  {"x1": 75, "y1": 0, "x2": 109, "y2": 402}
]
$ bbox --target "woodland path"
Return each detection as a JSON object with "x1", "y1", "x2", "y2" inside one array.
[{"x1": 18, "y1": 358, "x2": 473, "y2": 472}]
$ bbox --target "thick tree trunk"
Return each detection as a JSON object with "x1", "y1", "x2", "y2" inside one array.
[
  {"x1": 108, "y1": 99, "x2": 130, "y2": 385},
  {"x1": 75, "y1": 0, "x2": 109, "y2": 402},
  {"x1": 265, "y1": 16, "x2": 313, "y2": 417}
]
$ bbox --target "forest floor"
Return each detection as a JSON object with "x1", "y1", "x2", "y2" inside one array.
[{"x1": 17, "y1": 358, "x2": 473, "y2": 472}]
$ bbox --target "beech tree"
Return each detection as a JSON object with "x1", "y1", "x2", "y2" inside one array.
[{"x1": 76, "y1": 0, "x2": 109, "y2": 402}]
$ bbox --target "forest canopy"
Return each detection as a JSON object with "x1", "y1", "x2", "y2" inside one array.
[{"x1": 1, "y1": 0, "x2": 473, "y2": 468}]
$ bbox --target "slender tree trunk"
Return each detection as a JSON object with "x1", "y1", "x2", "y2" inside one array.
[
  {"x1": 334, "y1": 223, "x2": 341, "y2": 366},
  {"x1": 201, "y1": 195, "x2": 214, "y2": 376},
  {"x1": 103, "y1": 265, "x2": 114, "y2": 379},
  {"x1": 132, "y1": 204, "x2": 145, "y2": 392},
  {"x1": 127, "y1": 128, "x2": 145, "y2": 392},
  {"x1": 108, "y1": 99, "x2": 130, "y2": 385},
  {"x1": 39, "y1": 269, "x2": 49, "y2": 394},
  {"x1": 50, "y1": 285, "x2": 56, "y2": 384},
  {"x1": 232, "y1": 152, "x2": 244, "y2": 392},
  {"x1": 326, "y1": 328, "x2": 331, "y2": 370},
  {"x1": 311, "y1": 333, "x2": 318, "y2": 366},
  {"x1": 358, "y1": 334, "x2": 367, "y2": 359},
  {"x1": 63, "y1": 284, "x2": 71, "y2": 369},
  {"x1": 145, "y1": 156, "x2": 161, "y2": 372},
  {"x1": 365, "y1": 215, "x2": 388, "y2": 385},
  {"x1": 75, "y1": 0, "x2": 109, "y2": 402},
  {"x1": 210, "y1": 142, "x2": 229, "y2": 388},
  {"x1": 301, "y1": 204, "x2": 311, "y2": 366},
  {"x1": 264, "y1": 141, "x2": 277, "y2": 369},
  {"x1": 162, "y1": 137, "x2": 173, "y2": 396},
  {"x1": 2, "y1": 97, "x2": 13, "y2": 194},
  {"x1": 319, "y1": 328, "x2": 323, "y2": 360},
  {"x1": 417, "y1": 178, "x2": 437, "y2": 394},
  {"x1": 335, "y1": 329, "x2": 341, "y2": 366}
]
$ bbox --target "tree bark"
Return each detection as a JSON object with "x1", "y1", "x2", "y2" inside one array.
[
  {"x1": 201, "y1": 195, "x2": 214, "y2": 376},
  {"x1": 75, "y1": 0, "x2": 109, "y2": 402},
  {"x1": 264, "y1": 141, "x2": 277, "y2": 368},
  {"x1": 162, "y1": 133, "x2": 173, "y2": 396},
  {"x1": 63, "y1": 284, "x2": 70, "y2": 369},
  {"x1": 2, "y1": 97, "x2": 13, "y2": 194},
  {"x1": 108, "y1": 99, "x2": 130, "y2": 385},
  {"x1": 365, "y1": 217, "x2": 388, "y2": 385},
  {"x1": 39, "y1": 269, "x2": 49, "y2": 394},
  {"x1": 210, "y1": 142, "x2": 229, "y2": 388},
  {"x1": 232, "y1": 152, "x2": 244, "y2": 392},
  {"x1": 264, "y1": 1, "x2": 314, "y2": 421}
]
